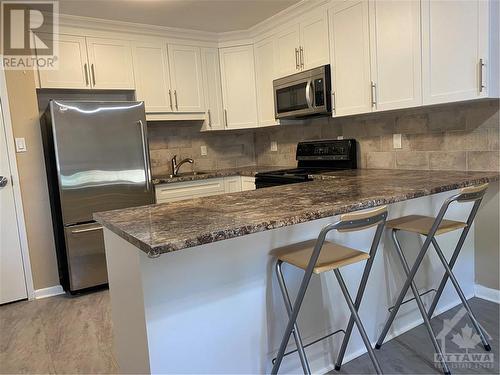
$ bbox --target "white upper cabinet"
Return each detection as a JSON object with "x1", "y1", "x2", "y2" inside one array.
[
  {"x1": 219, "y1": 45, "x2": 259, "y2": 129},
  {"x1": 201, "y1": 47, "x2": 224, "y2": 130},
  {"x1": 422, "y1": 0, "x2": 489, "y2": 104},
  {"x1": 86, "y1": 37, "x2": 135, "y2": 90},
  {"x1": 299, "y1": 12, "x2": 330, "y2": 71},
  {"x1": 274, "y1": 12, "x2": 329, "y2": 78},
  {"x1": 37, "y1": 34, "x2": 90, "y2": 89},
  {"x1": 275, "y1": 25, "x2": 301, "y2": 77},
  {"x1": 132, "y1": 41, "x2": 172, "y2": 113},
  {"x1": 329, "y1": 0, "x2": 372, "y2": 116},
  {"x1": 167, "y1": 44, "x2": 205, "y2": 112},
  {"x1": 254, "y1": 37, "x2": 278, "y2": 127},
  {"x1": 369, "y1": 0, "x2": 422, "y2": 111}
]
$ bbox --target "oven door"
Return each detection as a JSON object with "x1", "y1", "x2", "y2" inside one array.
[{"x1": 274, "y1": 65, "x2": 330, "y2": 119}]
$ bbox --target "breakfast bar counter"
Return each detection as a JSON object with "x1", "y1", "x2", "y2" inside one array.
[{"x1": 95, "y1": 169, "x2": 499, "y2": 374}]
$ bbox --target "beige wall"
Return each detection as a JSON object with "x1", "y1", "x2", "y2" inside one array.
[{"x1": 5, "y1": 70, "x2": 59, "y2": 290}]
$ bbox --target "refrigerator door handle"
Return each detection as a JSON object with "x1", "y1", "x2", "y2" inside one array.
[
  {"x1": 137, "y1": 120, "x2": 152, "y2": 192},
  {"x1": 71, "y1": 224, "x2": 103, "y2": 234}
]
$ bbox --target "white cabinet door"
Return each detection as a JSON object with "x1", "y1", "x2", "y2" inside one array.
[
  {"x1": 369, "y1": 0, "x2": 422, "y2": 111},
  {"x1": 224, "y1": 176, "x2": 242, "y2": 193},
  {"x1": 37, "y1": 34, "x2": 90, "y2": 89},
  {"x1": 0, "y1": 102, "x2": 28, "y2": 304},
  {"x1": 132, "y1": 41, "x2": 172, "y2": 113},
  {"x1": 86, "y1": 37, "x2": 135, "y2": 89},
  {"x1": 329, "y1": 0, "x2": 372, "y2": 116},
  {"x1": 422, "y1": 0, "x2": 489, "y2": 104},
  {"x1": 275, "y1": 25, "x2": 301, "y2": 77},
  {"x1": 300, "y1": 12, "x2": 330, "y2": 70},
  {"x1": 201, "y1": 47, "x2": 224, "y2": 130},
  {"x1": 219, "y1": 45, "x2": 259, "y2": 129},
  {"x1": 241, "y1": 177, "x2": 256, "y2": 191},
  {"x1": 167, "y1": 44, "x2": 205, "y2": 113},
  {"x1": 155, "y1": 179, "x2": 226, "y2": 203},
  {"x1": 254, "y1": 37, "x2": 278, "y2": 127}
]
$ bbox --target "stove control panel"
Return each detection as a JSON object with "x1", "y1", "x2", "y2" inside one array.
[{"x1": 296, "y1": 139, "x2": 356, "y2": 163}]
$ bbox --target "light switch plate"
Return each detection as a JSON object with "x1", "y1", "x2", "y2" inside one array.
[
  {"x1": 393, "y1": 134, "x2": 402, "y2": 149},
  {"x1": 15, "y1": 138, "x2": 27, "y2": 152},
  {"x1": 200, "y1": 145, "x2": 207, "y2": 156},
  {"x1": 270, "y1": 141, "x2": 278, "y2": 152}
]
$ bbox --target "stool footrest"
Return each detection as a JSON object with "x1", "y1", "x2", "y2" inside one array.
[
  {"x1": 388, "y1": 288, "x2": 437, "y2": 312},
  {"x1": 271, "y1": 329, "x2": 345, "y2": 365}
]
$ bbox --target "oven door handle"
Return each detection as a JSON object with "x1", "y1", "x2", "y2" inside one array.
[{"x1": 305, "y1": 80, "x2": 314, "y2": 109}]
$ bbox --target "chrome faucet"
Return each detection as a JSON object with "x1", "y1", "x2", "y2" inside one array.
[{"x1": 171, "y1": 155, "x2": 194, "y2": 176}]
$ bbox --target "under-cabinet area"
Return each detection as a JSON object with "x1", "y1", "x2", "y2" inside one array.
[{"x1": 34, "y1": 0, "x2": 498, "y2": 126}]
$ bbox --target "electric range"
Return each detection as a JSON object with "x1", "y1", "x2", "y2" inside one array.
[{"x1": 255, "y1": 139, "x2": 357, "y2": 189}]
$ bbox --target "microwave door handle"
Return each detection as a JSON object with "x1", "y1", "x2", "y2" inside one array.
[{"x1": 305, "y1": 80, "x2": 314, "y2": 108}]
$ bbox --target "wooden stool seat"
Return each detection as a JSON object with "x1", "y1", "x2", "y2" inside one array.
[
  {"x1": 387, "y1": 215, "x2": 467, "y2": 236},
  {"x1": 276, "y1": 240, "x2": 370, "y2": 274}
]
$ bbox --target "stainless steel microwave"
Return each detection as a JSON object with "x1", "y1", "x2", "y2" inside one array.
[{"x1": 273, "y1": 65, "x2": 331, "y2": 119}]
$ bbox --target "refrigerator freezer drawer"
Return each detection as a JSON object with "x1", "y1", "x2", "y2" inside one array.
[{"x1": 64, "y1": 223, "x2": 108, "y2": 291}]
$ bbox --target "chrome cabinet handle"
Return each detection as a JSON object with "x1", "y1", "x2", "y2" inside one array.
[
  {"x1": 331, "y1": 91, "x2": 336, "y2": 113},
  {"x1": 370, "y1": 81, "x2": 377, "y2": 107},
  {"x1": 300, "y1": 46, "x2": 304, "y2": 68},
  {"x1": 71, "y1": 225, "x2": 103, "y2": 234},
  {"x1": 168, "y1": 89, "x2": 173, "y2": 110},
  {"x1": 479, "y1": 58, "x2": 485, "y2": 93},
  {"x1": 224, "y1": 109, "x2": 228, "y2": 128},
  {"x1": 207, "y1": 109, "x2": 212, "y2": 127},
  {"x1": 137, "y1": 120, "x2": 152, "y2": 191},
  {"x1": 84, "y1": 64, "x2": 89, "y2": 86},
  {"x1": 174, "y1": 90, "x2": 178, "y2": 110},
  {"x1": 90, "y1": 64, "x2": 96, "y2": 86},
  {"x1": 295, "y1": 48, "x2": 299, "y2": 70},
  {"x1": 0, "y1": 176, "x2": 8, "y2": 188}
]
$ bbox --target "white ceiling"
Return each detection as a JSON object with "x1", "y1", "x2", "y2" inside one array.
[{"x1": 59, "y1": 0, "x2": 301, "y2": 33}]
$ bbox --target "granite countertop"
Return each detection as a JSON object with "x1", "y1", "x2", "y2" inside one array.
[
  {"x1": 152, "y1": 165, "x2": 285, "y2": 184},
  {"x1": 94, "y1": 169, "x2": 499, "y2": 256}
]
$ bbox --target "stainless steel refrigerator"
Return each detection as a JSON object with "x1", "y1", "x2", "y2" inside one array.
[{"x1": 41, "y1": 100, "x2": 154, "y2": 293}]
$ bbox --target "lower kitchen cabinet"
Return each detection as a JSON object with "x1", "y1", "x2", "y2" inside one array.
[{"x1": 155, "y1": 176, "x2": 255, "y2": 203}]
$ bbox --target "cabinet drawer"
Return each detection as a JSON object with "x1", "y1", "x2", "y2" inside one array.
[{"x1": 155, "y1": 178, "x2": 225, "y2": 203}]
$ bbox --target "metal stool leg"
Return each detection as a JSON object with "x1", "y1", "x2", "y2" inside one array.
[
  {"x1": 376, "y1": 205, "x2": 448, "y2": 351},
  {"x1": 431, "y1": 238, "x2": 491, "y2": 351},
  {"x1": 333, "y1": 269, "x2": 383, "y2": 375},
  {"x1": 334, "y1": 222, "x2": 385, "y2": 371},
  {"x1": 275, "y1": 261, "x2": 312, "y2": 374},
  {"x1": 391, "y1": 230, "x2": 451, "y2": 374}
]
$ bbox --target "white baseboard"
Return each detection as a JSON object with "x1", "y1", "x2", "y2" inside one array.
[
  {"x1": 475, "y1": 284, "x2": 500, "y2": 303},
  {"x1": 34, "y1": 285, "x2": 65, "y2": 299}
]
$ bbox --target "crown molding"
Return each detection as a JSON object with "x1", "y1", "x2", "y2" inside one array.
[
  {"x1": 57, "y1": 0, "x2": 333, "y2": 46},
  {"x1": 58, "y1": 13, "x2": 220, "y2": 43}
]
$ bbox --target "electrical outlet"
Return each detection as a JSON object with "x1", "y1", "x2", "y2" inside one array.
[
  {"x1": 200, "y1": 145, "x2": 207, "y2": 156},
  {"x1": 270, "y1": 141, "x2": 278, "y2": 152},
  {"x1": 393, "y1": 134, "x2": 402, "y2": 149},
  {"x1": 15, "y1": 138, "x2": 27, "y2": 152},
  {"x1": 337, "y1": 135, "x2": 344, "y2": 140}
]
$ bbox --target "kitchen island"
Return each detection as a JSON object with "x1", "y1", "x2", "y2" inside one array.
[{"x1": 95, "y1": 169, "x2": 499, "y2": 374}]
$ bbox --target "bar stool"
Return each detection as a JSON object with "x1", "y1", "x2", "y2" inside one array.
[
  {"x1": 271, "y1": 206, "x2": 388, "y2": 374},
  {"x1": 375, "y1": 183, "x2": 490, "y2": 375}
]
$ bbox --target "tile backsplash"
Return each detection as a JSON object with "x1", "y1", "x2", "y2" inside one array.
[{"x1": 147, "y1": 99, "x2": 499, "y2": 176}]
